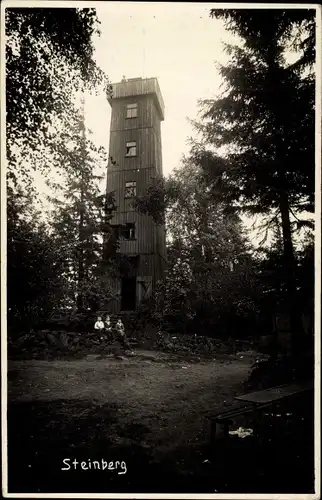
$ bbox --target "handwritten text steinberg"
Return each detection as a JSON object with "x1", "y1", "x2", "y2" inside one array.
[{"x1": 61, "y1": 458, "x2": 127, "y2": 474}]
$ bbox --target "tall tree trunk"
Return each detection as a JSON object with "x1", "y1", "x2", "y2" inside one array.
[
  {"x1": 279, "y1": 190, "x2": 304, "y2": 362},
  {"x1": 268, "y1": 43, "x2": 306, "y2": 364}
]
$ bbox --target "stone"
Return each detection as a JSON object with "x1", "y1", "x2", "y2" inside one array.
[
  {"x1": 46, "y1": 333, "x2": 57, "y2": 346},
  {"x1": 85, "y1": 354, "x2": 100, "y2": 361},
  {"x1": 236, "y1": 350, "x2": 258, "y2": 357}
]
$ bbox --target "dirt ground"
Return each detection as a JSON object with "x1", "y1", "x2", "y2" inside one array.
[
  {"x1": 7, "y1": 350, "x2": 314, "y2": 494},
  {"x1": 8, "y1": 351, "x2": 252, "y2": 451}
]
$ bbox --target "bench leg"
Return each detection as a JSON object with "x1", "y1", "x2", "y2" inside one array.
[
  {"x1": 210, "y1": 420, "x2": 230, "y2": 442},
  {"x1": 251, "y1": 404, "x2": 260, "y2": 438}
]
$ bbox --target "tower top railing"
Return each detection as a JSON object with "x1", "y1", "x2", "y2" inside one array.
[{"x1": 108, "y1": 77, "x2": 165, "y2": 120}]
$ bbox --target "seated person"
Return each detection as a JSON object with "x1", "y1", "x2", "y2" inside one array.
[
  {"x1": 115, "y1": 318, "x2": 133, "y2": 353},
  {"x1": 105, "y1": 314, "x2": 112, "y2": 333},
  {"x1": 94, "y1": 316, "x2": 105, "y2": 336}
]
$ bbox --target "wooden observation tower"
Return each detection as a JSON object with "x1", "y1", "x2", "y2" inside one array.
[{"x1": 105, "y1": 77, "x2": 166, "y2": 312}]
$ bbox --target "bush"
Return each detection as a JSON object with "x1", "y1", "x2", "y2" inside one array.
[{"x1": 246, "y1": 352, "x2": 314, "y2": 391}]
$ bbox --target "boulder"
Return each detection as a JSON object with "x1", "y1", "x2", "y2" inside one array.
[{"x1": 236, "y1": 350, "x2": 258, "y2": 358}]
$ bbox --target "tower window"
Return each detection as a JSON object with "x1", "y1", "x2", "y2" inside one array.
[
  {"x1": 126, "y1": 103, "x2": 138, "y2": 118},
  {"x1": 121, "y1": 223, "x2": 136, "y2": 240},
  {"x1": 125, "y1": 141, "x2": 137, "y2": 157},
  {"x1": 125, "y1": 181, "x2": 136, "y2": 198}
]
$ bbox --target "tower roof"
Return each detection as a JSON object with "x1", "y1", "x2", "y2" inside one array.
[{"x1": 108, "y1": 77, "x2": 164, "y2": 121}]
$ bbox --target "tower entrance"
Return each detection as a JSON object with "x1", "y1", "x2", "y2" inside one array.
[{"x1": 121, "y1": 277, "x2": 137, "y2": 311}]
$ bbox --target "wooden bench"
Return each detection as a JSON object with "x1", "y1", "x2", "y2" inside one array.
[
  {"x1": 235, "y1": 381, "x2": 313, "y2": 438},
  {"x1": 208, "y1": 381, "x2": 313, "y2": 442},
  {"x1": 234, "y1": 381, "x2": 313, "y2": 405}
]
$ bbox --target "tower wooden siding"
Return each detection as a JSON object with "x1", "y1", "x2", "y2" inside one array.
[
  {"x1": 108, "y1": 99, "x2": 163, "y2": 176},
  {"x1": 105, "y1": 77, "x2": 166, "y2": 312},
  {"x1": 108, "y1": 77, "x2": 165, "y2": 119}
]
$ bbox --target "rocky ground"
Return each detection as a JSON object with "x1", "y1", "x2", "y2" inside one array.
[{"x1": 8, "y1": 327, "x2": 260, "y2": 361}]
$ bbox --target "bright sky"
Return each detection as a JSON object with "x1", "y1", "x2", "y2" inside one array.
[
  {"x1": 84, "y1": 2, "x2": 237, "y2": 176},
  {"x1": 29, "y1": 2, "x2": 313, "y2": 248}
]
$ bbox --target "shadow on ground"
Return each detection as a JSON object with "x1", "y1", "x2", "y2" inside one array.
[
  {"x1": 8, "y1": 395, "x2": 314, "y2": 494},
  {"x1": 8, "y1": 399, "x2": 152, "y2": 493}
]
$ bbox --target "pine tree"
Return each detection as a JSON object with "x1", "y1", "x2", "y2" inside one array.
[
  {"x1": 7, "y1": 185, "x2": 66, "y2": 333},
  {"x1": 191, "y1": 9, "x2": 315, "y2": 359},
  {"x1": 48, "y1": 100, "x2": 116, "y2": 313},
  {"x1": 6, "y1": 8, "x2": 115, "y2": 330}
]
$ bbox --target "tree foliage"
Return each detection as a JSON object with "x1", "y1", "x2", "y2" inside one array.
[
  {"x1": 6, "y1": 8, "x2": 116, "y2": 331},
  {"x1": 188, "y1": 9, "x2": 315, "y2": 350},
  {"x1": 211, "y1": 9, "x2": 315, "y2": 73},
  {"x1": 6, "y1": 8, "x2": 315, "y2": 347},
  {"x1": 134, "y1": 10, "x2": 316, "y2": 341},
  {"x1": 6, "y1": 7, "x2": 110, "y2": 184},
  {"x1": 7, "y1": 186, "x2": 66, "y2": 333},
  {"x1": 154, "y1": 258, "x2": 194, "y2": 333},
  {"x1": 47, "y1": 105, "x2": 117, "y2": 312},
  {"x1": 192, "y1": 12, "x2": 315, "y2": 217},
  {"x1": 166, "y1": 159, "x2": 249, "y2": 263},
  {"x1": 136, "y1": 160, "x2": 259, "y2": 336}
]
